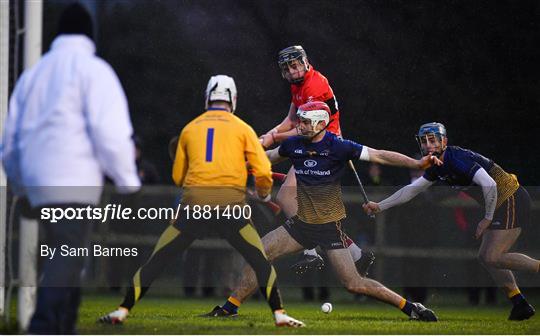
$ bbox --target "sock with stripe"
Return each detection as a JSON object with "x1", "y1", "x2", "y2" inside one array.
[
  {"x1": 120, "y1": 285, "x2": 150, "y2": 310},
  {"x1": 399, "y1": 298, "x2": 414, "y2": 316},
  {"x1": 222, "y1": 296, "x2": 241, "y2": 314},
  {"x1": 508, "y1": 289, "x2": 528, "y2": 307}
]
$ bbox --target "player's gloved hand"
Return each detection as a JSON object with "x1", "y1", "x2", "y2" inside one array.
[
  {"x1": 475, "y1": 218, "x2": 492, "y2": 239},
  {"x1": 362, "y1": 201, "x2": 381, "y2": 216},
  {"x1": 417, "y1": 155, "x2": 443, "y2": 170}
]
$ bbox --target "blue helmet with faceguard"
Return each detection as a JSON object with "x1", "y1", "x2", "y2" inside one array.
[
  {"x1": 415, "y1": 122, "x2": 447, "y2": 156},
  {"x1": 417, "y1": 122, "x2": 446, "y2": 138}
]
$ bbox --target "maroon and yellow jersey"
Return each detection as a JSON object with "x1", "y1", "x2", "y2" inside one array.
[{"x1": 290, "y1": 67, "x2": 341, "y2": 135}]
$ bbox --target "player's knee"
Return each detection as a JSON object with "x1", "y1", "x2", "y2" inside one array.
[
  {"x1": 344, "y1": 283, "x2": 369, "y2": 295},
  {"x1": 478, "y1": 251, "x2": 502, "y2": 268},
  {"x1": 264, "y1": 248, "x2": 277, "y2": 262},
  {"x1": 260, "y1": 238, "x2": 277, "y2": 261},
  {"x1": 275, "y1": 190, "x2": 290, "y2": 206},
  {"x1": 342, "y1": 279, "x2": 355, "y2": 293},
  {"x1": 340, "y1": 276, "x2": 366, "y2": 294}
]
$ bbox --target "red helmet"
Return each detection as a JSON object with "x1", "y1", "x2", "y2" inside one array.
[{"x1": 296, "y1": 101, "x2": 330, "y2": 128}]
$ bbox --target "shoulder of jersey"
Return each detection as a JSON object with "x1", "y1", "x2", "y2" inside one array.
[
  {"x1": 441, "y1": 146, "x2": 460, "y2": 165},
  {"x1": 446, "y1": 145, "x2": 468, "y2": 158},
  {"x1": 183, "y1": 111, "x2": 231, "y2": 130},
  {"x1": 229, "y1": 113, "x2": 258, "y2": 134},
  {"x1": 313, "y1": 68, "x2": 327, "y2": 79},
  {"x1": 312, "y1": 69, "x2": 329, "y2": 84},
  {"x1": 230, "y1": 113, "x2": 249, "y2": 124},
  {"x1": 305, "y1": 70, "x2": 331, "y2": 98},
  {"x1": 283, "y1": 135, "x2": 303, "y2": 144},
  {"x1": 183, "y1": 114, "x2": 204, "y2": 129},
  {"x1": 329, "y1": 133, "x2": 344, "y2": 143}
]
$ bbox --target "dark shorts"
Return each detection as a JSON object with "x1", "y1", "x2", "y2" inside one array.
[
  {"x1": 490, "y1": 186, "x2": 531, "y2": 230},
  {"x1": 282, "y1": 216, "x2": 348, "y2": 250}
]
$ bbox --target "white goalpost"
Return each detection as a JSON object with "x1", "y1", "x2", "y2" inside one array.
[
  {"x1": 0, "y1": 0, "x2": 9, "y2": 319},
  {"x1": 17, "y1": 2, "x2": 43, "y2": 330},
  {"x1": 0, "y1": 0, "x2": 43, "y2": 330}
]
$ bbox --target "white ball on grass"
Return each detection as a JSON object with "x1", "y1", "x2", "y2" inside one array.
[{"x1": 321, "y1": 302, "x2": 333, "y2": 314}]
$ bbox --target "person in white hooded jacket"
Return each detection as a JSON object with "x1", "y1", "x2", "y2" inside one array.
[{"x1": 1, "y1": 3, "x2": 140, "y2": 333}]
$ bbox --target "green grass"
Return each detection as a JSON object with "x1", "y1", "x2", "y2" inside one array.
[
  {"x1": 56, "y1": 294, "x2": 540, "y2": 334},
  {"x1": 3, "y1": 293, "x2": 540, "y2": 334}
]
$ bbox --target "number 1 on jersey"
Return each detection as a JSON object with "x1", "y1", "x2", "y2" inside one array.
[{"x1": 205, "y1": 128, "x2": 214, "y2": 162}]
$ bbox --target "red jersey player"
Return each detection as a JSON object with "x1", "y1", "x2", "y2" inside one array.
[{"x1": 259, "y1": 45, "x2": 374, "y2": 275}]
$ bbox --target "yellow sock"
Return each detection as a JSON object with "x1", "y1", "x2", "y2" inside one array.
[
  {"x1": 507, "y1": 288, "x2": 521, "y2": 299},
  {"x1": 222, "y1": 296, "x2": 241, "y2": 314},
  {"x1": 228, "y1": 296, "x2": 241, "y2": 307},
  {"x1": 398, "y1": 298, "x2": 407, "y2": 309}
]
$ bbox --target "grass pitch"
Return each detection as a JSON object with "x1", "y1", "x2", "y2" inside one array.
[
  {"x1": 83, "y1": 294, "x2": 539, "y2": 334},
  {"x1": 3, "y1": 293, "x2": 539, "y2": 334}
]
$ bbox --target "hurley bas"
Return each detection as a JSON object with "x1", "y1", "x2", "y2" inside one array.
[{"x1": 41, "y1": 244, "x2": 138, "y2": 259}]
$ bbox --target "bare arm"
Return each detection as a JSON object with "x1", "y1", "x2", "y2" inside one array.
[
  {"x1": 266, "y1": 147, "x2": 288, "y2": 165},
  {"x1": 260, "y1": 103, "x2": 298, "y2": 147},
  {"x1": 272, "y1": 128, "x2": 299, "y2": 142},
  {"x1": 364, "y1": 147, "x2": 441, "y2": 170}
]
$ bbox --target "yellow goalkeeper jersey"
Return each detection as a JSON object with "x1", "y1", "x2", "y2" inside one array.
[{"x1": 172, "y1": 108, "x2": 272, "y2": 205}]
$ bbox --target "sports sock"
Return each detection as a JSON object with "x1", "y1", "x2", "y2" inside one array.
[
  {"x1": 120, "y1": 286, "x2": 147, "y2": 310},
  {"x1": 508, "y1": 289, "x2": 527, "y2": 306},
  {"x1": 304, "y1": 248, "x2": 319, "y2": 257},
  {"x1": 222, "y1": 296, "x2": 241, "y2": 314},
  {"x1": 348, "y1": 242, "x2": 362, "y2": 262},
  {"x1": 399, "y1": 298, "x2": 414, "y2": 316}
]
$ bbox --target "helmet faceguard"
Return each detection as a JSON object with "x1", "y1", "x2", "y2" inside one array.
[
  {"x1": 278, "y1": 45, "x2": 310, "y2": 84},
  {"x1": 415, "y1": 122, "x2": 447, "y2": 156},
  {"x1": 205, "y1": 75, "x2": 238, "y2": 112},
  {"x1": 296, "y1": 101, "x2": 330, "y2": 138}
]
